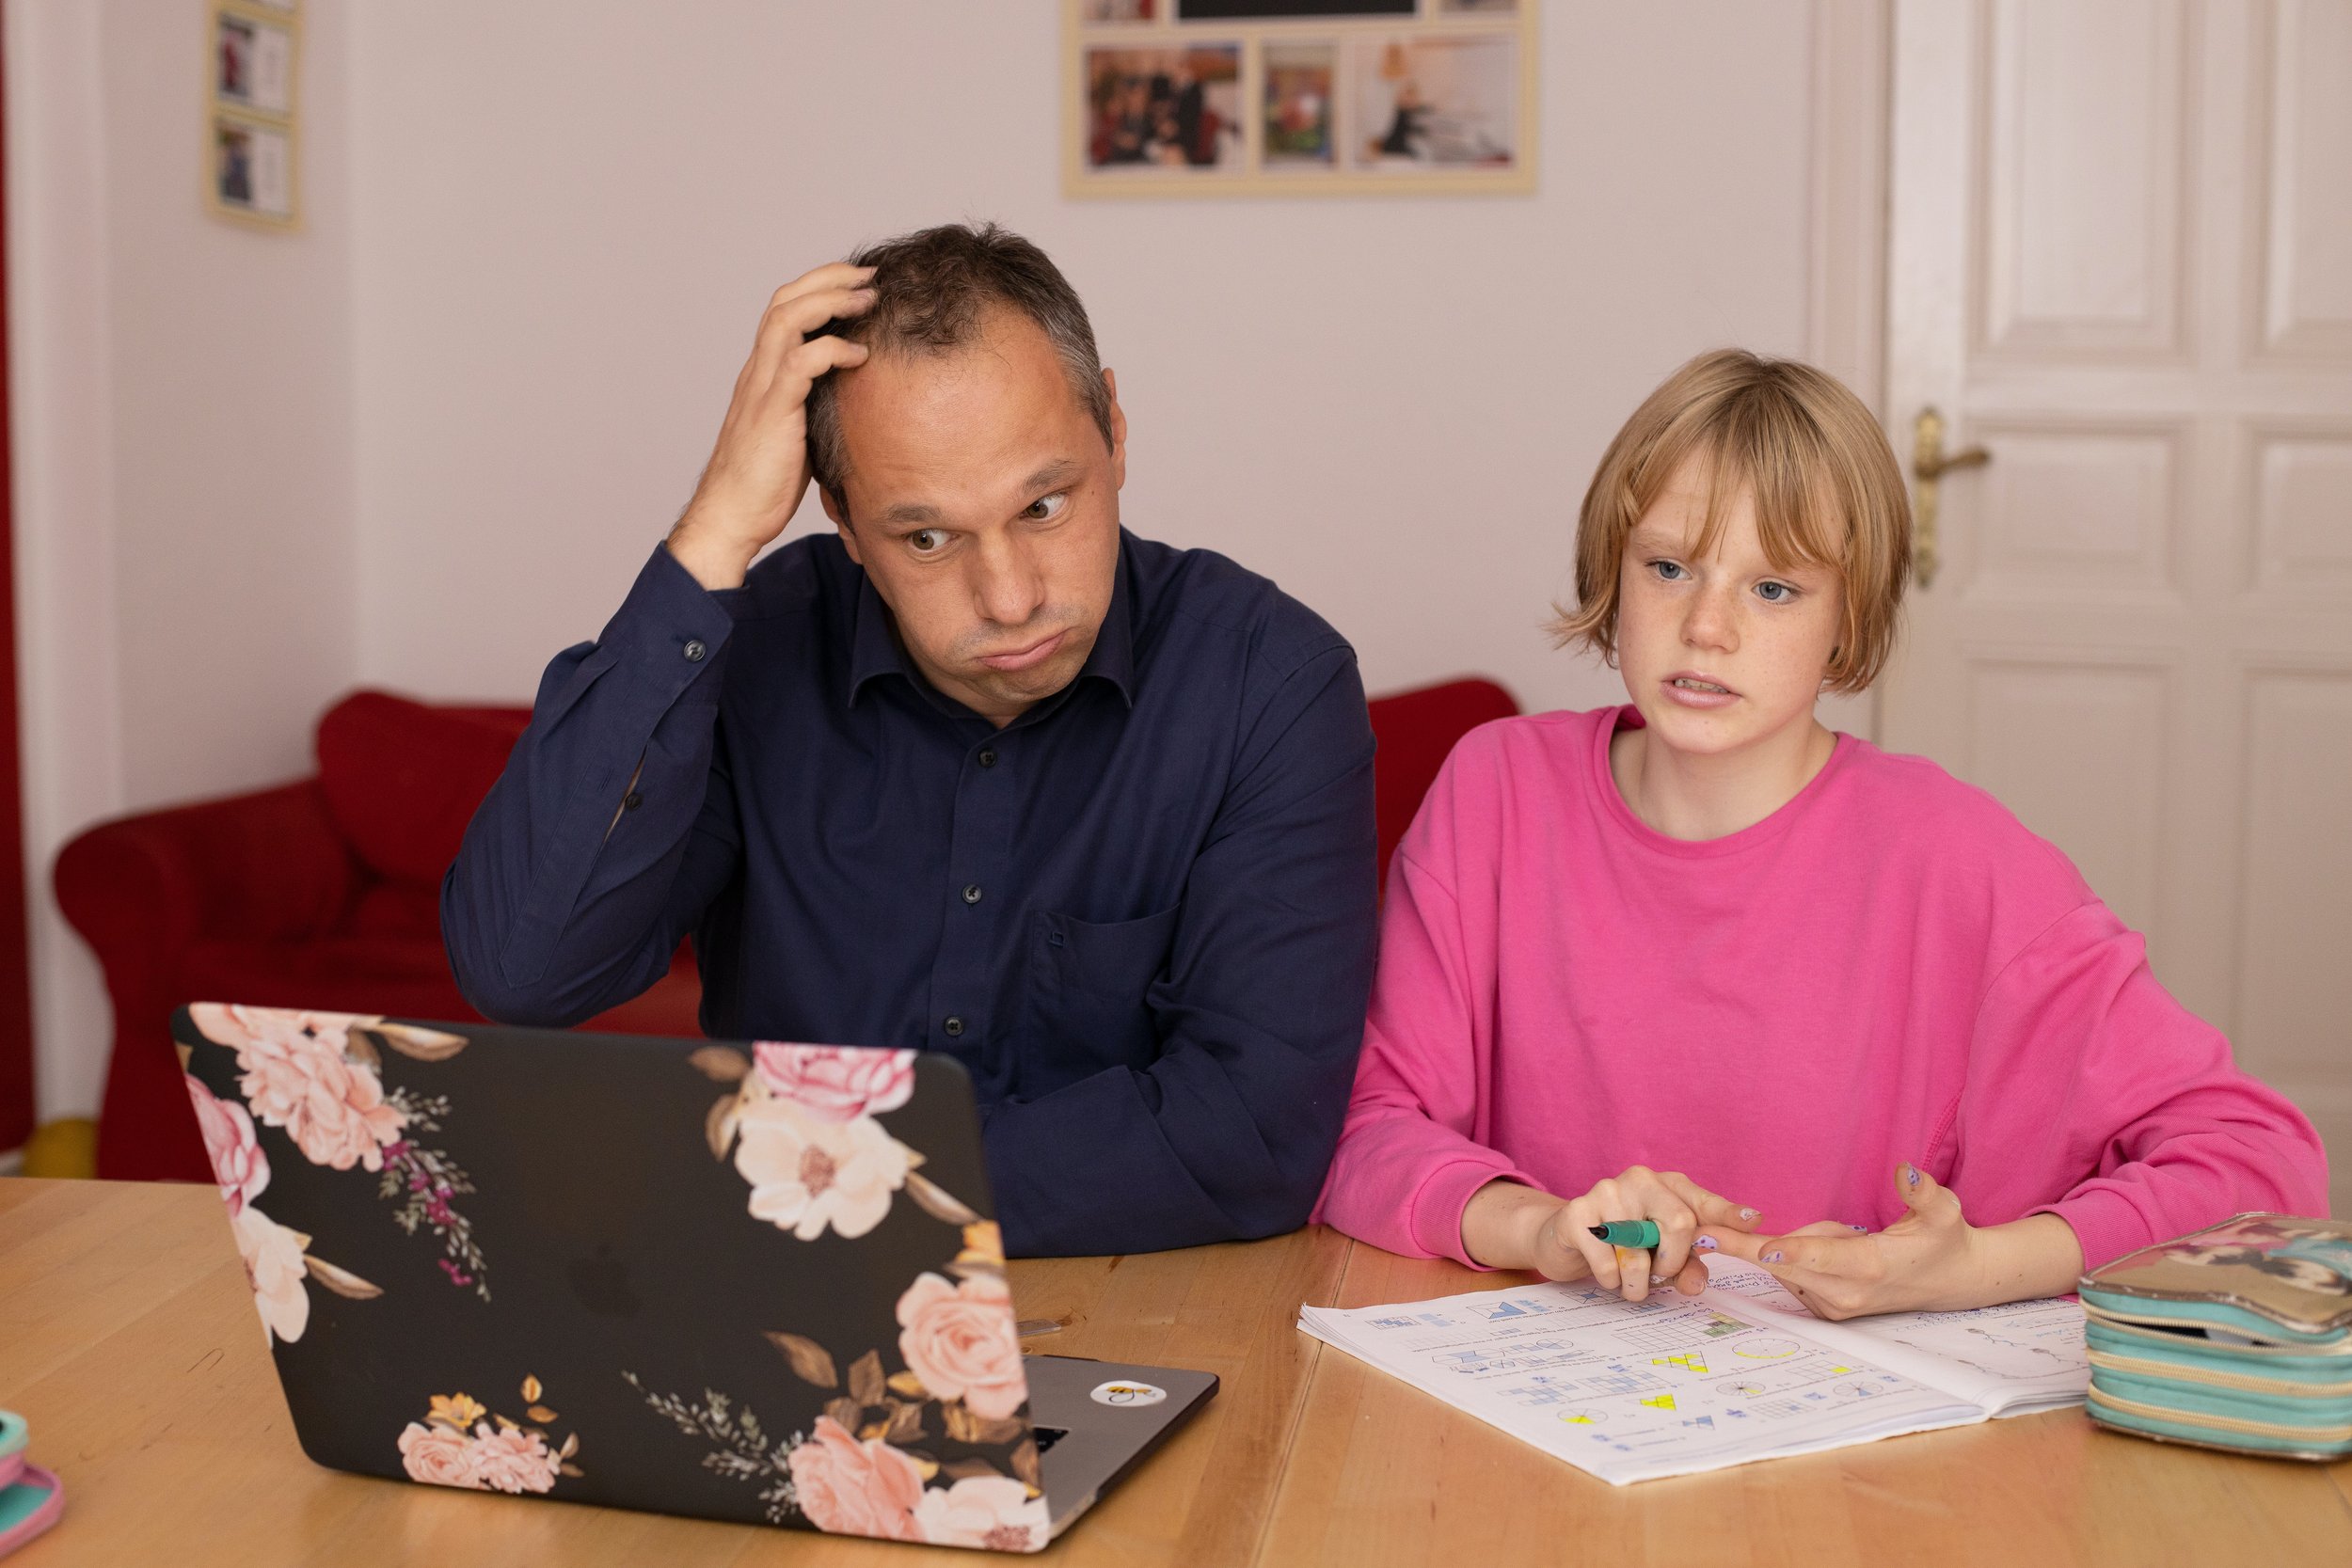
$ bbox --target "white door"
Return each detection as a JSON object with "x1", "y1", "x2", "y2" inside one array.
[{"x1": 1882, "y1": 0, "x2": 2352, "y2": 1215}]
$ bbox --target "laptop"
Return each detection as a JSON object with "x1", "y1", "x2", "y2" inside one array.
[{"x1": 172, "y1": 1003, "x2": 1216, "y2": 1553}]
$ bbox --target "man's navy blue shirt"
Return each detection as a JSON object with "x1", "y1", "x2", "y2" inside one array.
[{"x1": 443, "y1": 530, "x2": 1378, "y2": 1257}]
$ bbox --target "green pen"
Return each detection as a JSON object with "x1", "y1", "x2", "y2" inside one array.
[{"x1": 1588, "y1": 1219, "x2": 1661, "y2": 1250}]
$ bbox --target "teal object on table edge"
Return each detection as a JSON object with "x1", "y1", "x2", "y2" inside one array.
[{"x1": 2079, "y1": 1213, "x2": 2352, "y2": 1462}]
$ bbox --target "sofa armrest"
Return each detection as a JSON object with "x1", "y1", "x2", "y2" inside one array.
[{"x1": 55, "y1": 780, "x2": 363, "y2": 974}]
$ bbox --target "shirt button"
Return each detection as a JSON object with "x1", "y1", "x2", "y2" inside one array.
[
  {"x1": 961, "y1": 884, "x2": 983, "y2": 905},
  {"x1": 682, "y1": 639, "x2": 707, "y2": 662},
  {"x1": 623, "y1": 791, "x2": 644, "y2": 811},
  {"x1": 943, "y1": 1016, "x2": 965, "y2": 1037},
  {"x1": 977, "y1": 749, "x2": 998, "y2": 768}
]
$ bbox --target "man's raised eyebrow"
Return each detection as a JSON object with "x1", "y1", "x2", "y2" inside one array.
[
  {"x1": 1022, "y1": 459, "x2": 1085, "y2": 495},
  {"x1": 880, "y1": 500, "x2": 944, "y2": 528}
]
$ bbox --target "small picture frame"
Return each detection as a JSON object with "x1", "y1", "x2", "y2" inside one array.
[
  {"x1": 1348, "y1": 33, "x2": 1518, "y2": 172},
  {"x1": 207, "y1": 2, "x2": 300, "y2": 230},
  {"x1": 1262, "y1": 41, "x2": 1338, "y2": 167},
  {"x1": 1064, "y1": 0, "x2": 1535, "y2": 198},
  {"x1": 209, "y1": 111, "x2": 299, "y2": 230},
  {"x1": 1080, "y1": 43, "x2": 1247, "y2": 174},
  {"x1": 213, "y1": 3, "x2": 297, "y2": 120}
]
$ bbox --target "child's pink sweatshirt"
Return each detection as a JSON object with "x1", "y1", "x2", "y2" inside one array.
[{"x1": 1312, "y1": 706, "x2": 2328, "y2": 1271}]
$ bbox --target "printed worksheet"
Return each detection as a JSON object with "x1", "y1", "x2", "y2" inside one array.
[
  {"x1": 1701, "y1": 1259, "x2": 2089, "y2": 1412},
  {"x1": 1299, "y1": 1261, "x2": 2088, "y2": 1484}
]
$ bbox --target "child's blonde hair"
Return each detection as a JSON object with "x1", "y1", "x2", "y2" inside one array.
[{"x1": 1550, "y1": 349, "x2": 1911, "y2": 695}]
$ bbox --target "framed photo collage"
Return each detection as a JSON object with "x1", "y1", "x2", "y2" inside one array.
[{"x1": 1065, "y1": 0, "x2": 1537, "y2": 198}]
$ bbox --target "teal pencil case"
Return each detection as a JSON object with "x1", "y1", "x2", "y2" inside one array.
[{"x1": 2079, "y1": 1212, "x2": 2352, "y2": 1462}]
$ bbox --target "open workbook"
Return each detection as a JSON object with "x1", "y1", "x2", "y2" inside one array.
[{"x1": 1297, "y1": 1256, "x2": 2088, "y2": 1485}]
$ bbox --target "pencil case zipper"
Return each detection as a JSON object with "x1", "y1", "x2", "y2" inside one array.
[
  {"x1": 2087, "y1": 1349, "x2": 2352, "y2": 1399},
  {"x1": 2087, "y1": 1386, "x2": 2352, "y2": 1444}
]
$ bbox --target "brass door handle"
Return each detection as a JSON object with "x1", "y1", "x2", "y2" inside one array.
[{"x1": 1911, "y1": 406, "x2": 1990, "y2": 589}]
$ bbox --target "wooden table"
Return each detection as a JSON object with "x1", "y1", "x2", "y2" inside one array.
[{"x1": 4, "y1": 1180, "x2": 2349, "y2": 1565}]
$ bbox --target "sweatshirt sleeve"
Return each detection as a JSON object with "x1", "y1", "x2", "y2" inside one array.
[
  {"x1": 1946, "y1": 898, "x2": 2330, "y2": 1271},
  {"x1": 1311, "y1": 806, "x2": 1539, "y2": 1267}
]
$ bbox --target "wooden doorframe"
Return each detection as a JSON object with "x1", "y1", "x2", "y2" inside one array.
[{"x1": 1807, "y1": 0, "x2": 1895, "y2": 743}]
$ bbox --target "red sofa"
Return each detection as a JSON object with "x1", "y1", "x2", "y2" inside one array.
[{"x1": 58, "y1": 677, "x2": 1516, "y2": 1182}]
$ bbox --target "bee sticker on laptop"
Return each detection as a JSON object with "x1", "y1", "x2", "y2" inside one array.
[{"x1": 1089, "y1": 1381, "x2": 1168, "y2": 1408}]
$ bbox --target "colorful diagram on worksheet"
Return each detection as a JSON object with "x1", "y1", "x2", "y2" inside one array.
[{"x1": 1311, "y1": 1278, "x2": 1988, "y2": 1483}]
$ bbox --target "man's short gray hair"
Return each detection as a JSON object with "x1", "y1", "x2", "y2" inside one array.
[{"x1": 803, "y1": 223, "x2": 1114, "y2": 507}]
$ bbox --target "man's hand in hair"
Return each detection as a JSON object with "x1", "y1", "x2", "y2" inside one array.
[{"x1": 667, "y1": 262, "x2": 875, "y2": 591}]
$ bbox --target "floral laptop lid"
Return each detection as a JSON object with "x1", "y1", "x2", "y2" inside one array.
[
  {"x1": 2081, "y1": 1213, "x2": 2352, "y2": 1343},
  {"x1": 173, "y1": 1003, "x2": 1057, "y2": 1552}
]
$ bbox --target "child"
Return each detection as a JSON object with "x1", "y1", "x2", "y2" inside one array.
[{"x1": 1312, "y1": 350, "x2": 2328, "y2": 1320}]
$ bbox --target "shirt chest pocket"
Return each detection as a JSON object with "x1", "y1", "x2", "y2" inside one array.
[{"x1": 1022, "y1": 906, "x2": 1182, "y2": 1086}]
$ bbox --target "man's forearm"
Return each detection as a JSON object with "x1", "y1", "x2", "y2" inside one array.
[{"x1": 444, "y1": 546, "x2": 739, "y2": 1023}]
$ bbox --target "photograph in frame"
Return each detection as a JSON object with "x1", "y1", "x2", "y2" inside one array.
[
  {"x1": 1082, "y1": 0, "x2": 1159, "y2": 20},
  {"x1": 1263, "y1": 42, "x2": 1338, "y2": 167},
  {"x1": 1350, "y1": 34, "x2": 1518, "y2": 170},
  {"x1": 211, "y1": 111, "x2": 297, "y2": 228},
  {"x1": 1081, "y1": 44, "x2": 1244, "y2": 172},
  {"x1": 214, "y1": 6, "x2": 296, "y2": 119}
]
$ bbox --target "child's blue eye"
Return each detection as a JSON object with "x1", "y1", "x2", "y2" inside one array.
[
  {"x1": 1650, "y1": 561, "x2": 1686, "y2": 581},
  {"x1": 1757, "y1": 581, "x2": 1796, "y2": 603}
]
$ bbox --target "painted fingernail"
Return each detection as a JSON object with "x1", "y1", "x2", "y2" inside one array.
[
  {"x1": 1905, "y1": 1164, "x2": 1923, "y2": 1187},
  {"x1": 1738, "y1": 1208, "x2": 1760, "y2": 1222},
  {"x1": 1849, "y1": 1224, "x2": 1869, "y2": 1232},
  {"x1": 1761, "y1": 1250, "x2": 1786, "y2": 1264},
  {"x1": 1692, "y1": 1235, "x2": 1719, "y2": 1252}
]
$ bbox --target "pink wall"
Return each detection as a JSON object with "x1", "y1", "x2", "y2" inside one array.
[
  {"x1": 349, "y1": 3, "x2": 1824, "y2": 718},
  {"x1": 10, "y1": 0, "x2": 1853, "y2": 1125},
  {"x1": 8, "y1": 0, "x2": 355, "y2": 1124}
]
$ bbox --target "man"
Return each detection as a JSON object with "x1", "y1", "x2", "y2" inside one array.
[{"x1": 444, "y1": 224, "x2": 1377, "y2": 1257}]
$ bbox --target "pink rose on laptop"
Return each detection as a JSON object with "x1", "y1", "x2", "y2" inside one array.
[
  {"x1": 896, "y1": 1270, "x2": 1029, "y2": 1421},
  {"x1": 397, "y1": 1421, "x2": 482, "y2": 1488},
  {"x1": 186, "y1": 1072, "x2": 269, "y2": 1217},
  {"x1": 752, "y1": 1043, "x2": 916, "y2": 1122},
  {"x1": 787, "y1": 1417, "x2": 925, "y2": 1541},
  {"x1": 193, "y1": 1004, "x2": 409, "y2": 1172},
  {"x1": 914, "y1": 1474, "x2": 1051, "y2": 1552},
  {"x1": 397, "y1": 1386, "x2": 581, "y2": 1494},
  {"x1": 469, "y1": 1425, "x2": 562, "y2": 1495}
]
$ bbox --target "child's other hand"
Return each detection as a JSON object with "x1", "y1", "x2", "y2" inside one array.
[
  {"x1": 1466, "y1": 1167, "x2": 1762, "y2": 1304},
  {"x1": 1703, "y1": 1162, "x2": 2075, "y2": 1319}
]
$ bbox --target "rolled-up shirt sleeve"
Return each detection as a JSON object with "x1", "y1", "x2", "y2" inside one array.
[{"x1": 442, "y1": 544, "x2": 745, "y2": 1026}]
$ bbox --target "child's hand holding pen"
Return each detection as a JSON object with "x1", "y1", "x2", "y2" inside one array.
[{"x1": 1457, "y1": 1166, "x2": 1765, "y2": 1303}]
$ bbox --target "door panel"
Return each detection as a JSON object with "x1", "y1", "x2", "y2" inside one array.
[
  {"x1": 1887, "y1": 0, "x2": 2352, "y2": 1214},
  {"x1": 2256, "y1": 0, "x2": 2352, "y2": 356},
  {"x1": 1963, "y1": 420, "x2": 2185, "y2": 598},
  {"x1": 1979, "y1": 0, "x2": 2192, "y2": 356}
]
